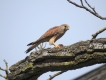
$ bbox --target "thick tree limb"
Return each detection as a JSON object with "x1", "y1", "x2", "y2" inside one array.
[
  {"x1": 67, "y1": 0, "x2": 106, "y2": 20},
  {"x1": 6, "y1": 38, "x2": 106, "y2": 80}
]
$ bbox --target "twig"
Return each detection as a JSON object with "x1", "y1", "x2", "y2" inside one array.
[
  {"x1": 0, "y1": 74, "x2": 5, "y2": 78},
  {"x1": 84, "y1": 0, "x2": 97, "y2": 14},
  {"x1": 67, "y1": 0, "x2": 106, "y2": 20},
  {"x1": 0, "y1": 59, "x2": 9, "y2": 79},
  {"x1": 0, "y1": 67, "x2": 5, "y2": 71},
  {"x1": 80, "y1": 0, "x2": 84, "y2": 6},
  {"x1": 37, "y1": 42, "x2": 46, "y2": 50},
  {"x1": 34, "y1": 42, "x2": 47, "y2": 52},
  {"x1": 47, "y1": 71, "x2": 67, "y2": 80},
  {"x1": 92, "y1": 27, "x2": 106, "y2": 39},
  {"x1": 4, "y1": 60, "x2": 9, "y2": 76}
]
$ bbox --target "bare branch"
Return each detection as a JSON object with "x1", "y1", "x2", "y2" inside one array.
[
  {"x1": 37, "y1": 42, "x2": 46, "y2": 50},
  {"x1": 67, "y1": 0, "x2": 84, "y2": 8},
  {"x1": 0, "y1": 74, "x2": 5, "y2": 78},
  {"x1": 67, "y1": 0, "x2": 106, "y2": 20},
  {"x1": 84, "y1": 0, "x2": 97, "y2": 14},
  {"x1": 0, "y1": 60, "x2": 9, "y2": 79},
  {"x1": 0, "y1": 67, "x2": 5, "y2": 71},
  {"x1": 4, "y1": 59, "x2": 9, "y2": 76},
  {"x1": 80, "y1": 0, "x2": 84, "y2": 6},
  {"x1": 48, "y1": 71, "x2": 67, "y2": 80},
  {"x1": 34, "y1": 42, "x2": 47, "y2": 53},
  {"x1": 92, "y1": 27, "x2": 106, "y2": 39}
]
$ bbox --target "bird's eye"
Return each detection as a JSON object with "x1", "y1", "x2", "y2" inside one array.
[
  {"x1": 61, "y1": 26, "x2": 65, "y2": 30},
  {"x1": 63, "y1": 26, "x2": 66, "y2": 28},
  {"x1": 61, "y1": 25, "x2": 67, "y2": 30}
]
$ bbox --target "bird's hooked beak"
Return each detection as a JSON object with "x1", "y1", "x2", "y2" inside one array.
[
  {"x1": 66, "y1": 27, "x2": 69, "y2": 30},
  {"x1": 61, "y1": 24, "x2": 70, "y2": 30},
  {"x1": 65, "y1": 24, "x2": 69, "y2": 30},
  {"x1": 67, "y1": 28, "x2": 69, "y2": 30}
]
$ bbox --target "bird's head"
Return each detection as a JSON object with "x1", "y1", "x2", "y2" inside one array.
[{"x1": 60, "y1": 24, "x2": 69, "y2": 31}]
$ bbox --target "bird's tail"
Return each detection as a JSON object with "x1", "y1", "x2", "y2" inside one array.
[
  {"x1": 27, "y1": 42, "x2": 35, "y2": 46},
  {"x1": 25, "y1": 40, "x2": 40, "y2": 53}
]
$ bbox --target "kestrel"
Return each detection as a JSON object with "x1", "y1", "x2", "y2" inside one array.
[{"x1": 25, "y1": 24, "x2": 69, "y2": 53}]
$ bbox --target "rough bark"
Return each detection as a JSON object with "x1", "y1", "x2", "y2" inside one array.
[
  {"x1": 74, "y1": 64, "x2": 106, "y2": 80},
  {"x1": 7, "y1": 38, "x2": 106, "y2": 80}
]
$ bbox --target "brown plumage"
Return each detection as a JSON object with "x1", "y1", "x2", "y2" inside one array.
[{"x1": 25, "y1": 24, "x2": 69, "y2": 53}]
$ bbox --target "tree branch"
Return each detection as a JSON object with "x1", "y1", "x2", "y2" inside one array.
[
  {"x1": 67, "y1": 0, "x2": 106, "y2": 20},
  {"x1": 0, "y1": 27, "x2": 104, "y2": 80},
  {"x1": 80, "y1": 0, "x2": 84, "y2": 6},
  {"x1": 84, "y1": 0, "x2": 96, "y2": 14},
  {"x1": 0, "y1": 60, "x2": 9, "y2": 79},
  {"x1": 92, "y1": 27, "x2": 106, "y2": 39},
  {"x1": 6, "y1": 38, "x2": 106, "y2": 80},
  {"x1": 48, "y1": 70, "x2": 67, "y2": 80}
]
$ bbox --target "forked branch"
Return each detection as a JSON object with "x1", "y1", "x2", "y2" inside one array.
[
  {"x1": 0, "y1": 60, "x2": 9, "y2": 79},
  {"x1": 92, "y1": 27, "x2": 106, "y2": 39},
  {"x1": 67, "y1": 0, "x2": 106, "y2": 20}
]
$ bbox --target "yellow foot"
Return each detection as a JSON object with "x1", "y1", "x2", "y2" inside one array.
[
  {"x1": 54, "y1": 45, "x2": 60, "y2": 48},
  {"x1": 54, "y1": 44, "x2": 64, "y2": 48}
]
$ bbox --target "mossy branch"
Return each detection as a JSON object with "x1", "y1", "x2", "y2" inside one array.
[
  {"x1": 6, "y1": 38, "x2": 106, "y2": 80},
  {"x1": 0, "y1": 27, "x2": 105, "y2": 80}
]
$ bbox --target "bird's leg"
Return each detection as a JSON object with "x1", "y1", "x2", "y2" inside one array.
[
  {"x1": 53, "y1": 43, "x2": 60, "y2": 48},
  {"x1": 49, "y1": 37, "x2": 60, "y2": 48}
]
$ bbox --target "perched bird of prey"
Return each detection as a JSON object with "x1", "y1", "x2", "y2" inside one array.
[{"x1": 25, "y1": 24, "x2": 69, "y2": 53}]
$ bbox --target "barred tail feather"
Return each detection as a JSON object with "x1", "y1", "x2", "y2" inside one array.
[
  {"x1": 27, "y1": 42, "x2": 35, "y2": 46},
  {"x1": 25, "y1": 41, "x2": 40, "y2": 53},
  {"x1": 25, "y1": 44, "x2": 37, "y2": 53}
]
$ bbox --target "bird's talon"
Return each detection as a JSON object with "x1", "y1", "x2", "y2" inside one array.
[{"x1": 54, "y1": 45, "x2": 60, "y2": 48}]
